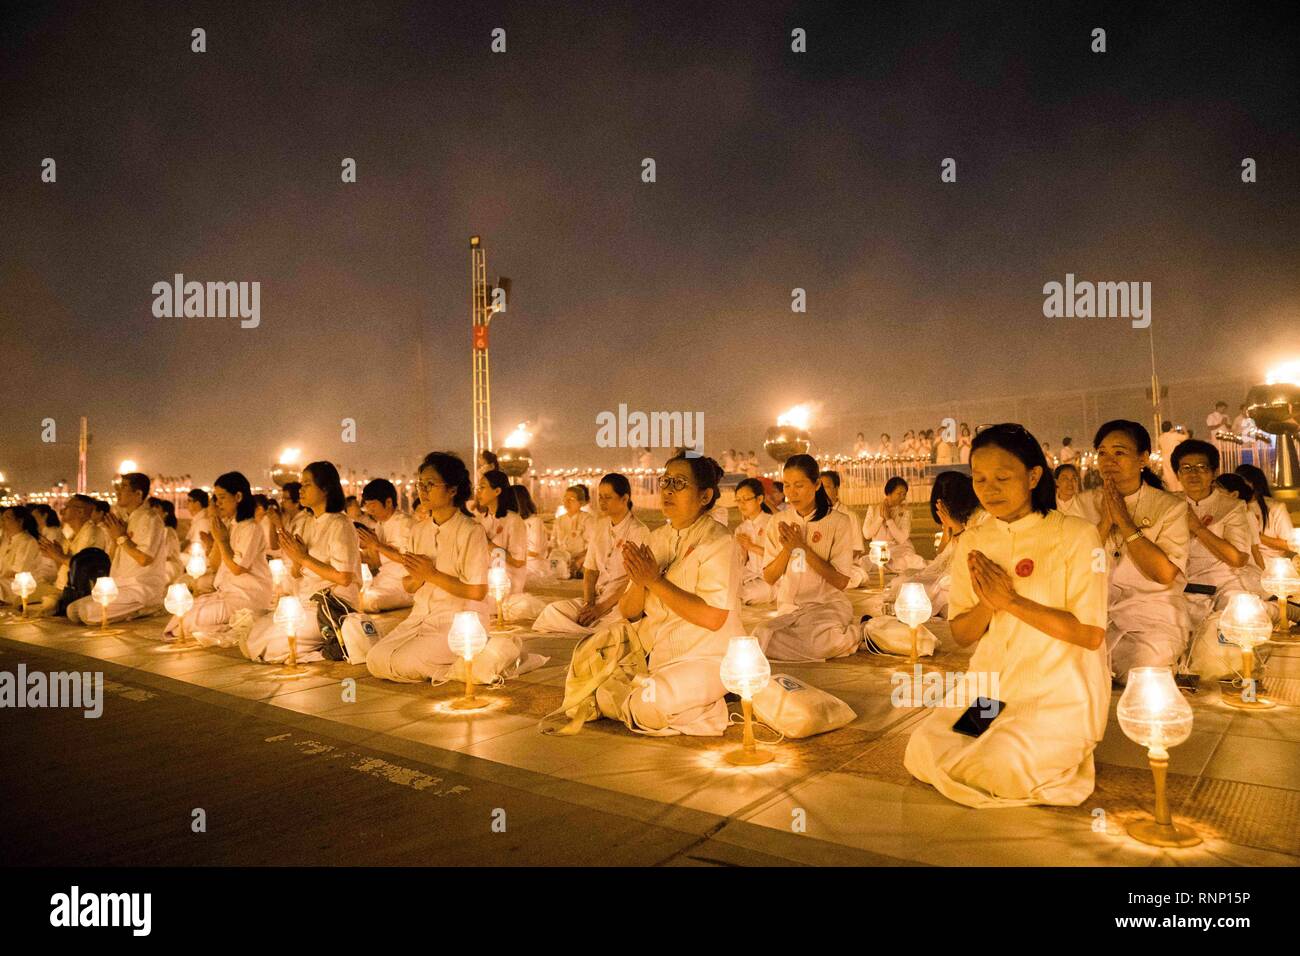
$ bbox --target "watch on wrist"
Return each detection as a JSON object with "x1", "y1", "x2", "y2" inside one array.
[{"x1": 116, "y1": 535, "x2": 128, "y2": 546}]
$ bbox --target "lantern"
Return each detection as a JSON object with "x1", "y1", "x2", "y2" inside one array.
[
  {"x1": 895, "y1": 582, "x2": 933, "y2": 665},
  {"x1": 719, "y1": 637, "x2": 774, "y2": 766},
  {"x1": 1218, "y1": 593, "x2": 1276, "y2": 709},
  {"x1": 487, "y1": 564, "x2": 513, "y2": 630},
  {"x1": 1260, "y1": 556, "x2": 1299, "y2": 639},
  {"x1": 447, "y1": 611, "x2": 490, "y2": 710},
  {"x1": 13, "y1": 571, "x2": 36, "y2": 618},
  {"x1": 164, "y1": 582, "x2": 197, "y2": 648},
  {"x1": 1117, "y1": 667, "x2": 1200, "y2": 847},
  {"x1": 273, "y1": 595, "x2": 309, "y2": 677},
  {"x1": 88, "y1": 576, "x2": 119, "y2": 632}
]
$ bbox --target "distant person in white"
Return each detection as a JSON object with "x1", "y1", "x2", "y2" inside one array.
[
  {"x1": 1156, "y1": 420, "x2": 1187, "y2": 492},
  {"x1": 1205, "y1": 401, "x2": 1230, "y2": 434},
  {"x1": 861, "y1": 476, "x2": 925, "y2": 572},
  {"x1": 356, "y1": 478, "x2": 416, "y2": 612}
]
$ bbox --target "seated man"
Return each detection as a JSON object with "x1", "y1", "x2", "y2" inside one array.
[
  {"x1": 357, "y1": 478, "x2": 416, "y2": 612},
  {"x1": 66, "y1": 473, "x2": 169, "y2": 624}
]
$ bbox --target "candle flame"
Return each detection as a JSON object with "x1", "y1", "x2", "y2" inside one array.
[
  {"x1": 1265, "y1": 360, "x2": 1300, "y2": 386},
  {"x1": 503, "y1": 423, "x2": 533, "y2": 448},
  {"x1": 118, "y1": 459, "x2": 138, "y2": 474},
  {"x1": 776, "y1": 403, "x2": 815, "y2": 430},
  {"x1": 278, "y1": 447, "x2": 301, "y2": 466}
]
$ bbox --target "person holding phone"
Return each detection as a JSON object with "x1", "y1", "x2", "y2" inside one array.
[{"x1": 904, "y1": 424, "x2": 1108, "y2": 809}]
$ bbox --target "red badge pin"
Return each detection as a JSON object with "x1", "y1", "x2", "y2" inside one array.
[
  {"x1": 812, "y1": 531, "x2": 822, "y2": 543},
  {"x1": 1015, "y1": 558, "x2": 1034, "y2": 577}
]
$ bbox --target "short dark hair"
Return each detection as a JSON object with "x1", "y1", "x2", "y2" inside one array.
[
  {"x1": 883, "y1": 476, "x2": 908, "y2": 496},
  {"x1": 513, "y1": 484, "x2": 538, "y2": 519},
  {"x1": 1053, "y1": 463, "x2": 1081, "y2": 481},
  {"x1": 281, "y1": 481, "x2": 301, "y2": 504},
  {"x1": 782, "y1": 454, "x2": 831, "y2": 521},
  {"x1": 566, "y1": 484, "x2": 590, "y2": 504},
  {"x1": 736, "y1": 477, "x2": 772, "y2": 513},
  {"x1": 420, "y1": 452, "x2": 474, "y2": 515},
  {"x1": 1213, "y1": 473, "x2": 1252, "y2": 502},
  {"x1": 187, "y1": 488, "x2": 209, "y2": 508},
  {"x1": 480, "y1": 469, "x2": 518, "y2": 518},
  {"x1": 821, "y1": 469, "x2": 841, "y2": 490},
  {"x1": 969, "y1": 423, "x2": 1055, "y2": 516},
  {"x1": 121, "y1": 472, "x2": 150, "y2": 498},
  {"x1": 1171, "y1": 439, "x2": 1219, "y2": 474},
  {"x1": 361, "y1": 478, "x2": 398, "y2": 510},
  {"x1": 665, "y1": 453, "x2": 726, "y2": 515},
  {"x1": 1093, "y1": 419, "x2": 1164, "y2": 489}
]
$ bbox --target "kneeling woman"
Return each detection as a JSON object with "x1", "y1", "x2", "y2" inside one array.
[
  {"x1": 166, "y1": 472, "x2": 272, "y2": 638},
  {"x1": 904, "y1": 424, "x2": 1108, "y2": 809},
  {"x1": 242, "y1": 461, "x2": 361, "y2": 663},
  {"x1": 547, "y1": 454, "x2": 743, "y2": 736},
  {"x1": 752, "y1": 454, "x2": 860, "y2": 662},
  {"x1": 366, "y1": 453, "x2": 491, "y2": 683},
  {"x1": 733, "y1": 477, "x2": 774, "y2": 604},
  {"x1": 534, "y1": 472, "x2": 650, "y2": 635}
]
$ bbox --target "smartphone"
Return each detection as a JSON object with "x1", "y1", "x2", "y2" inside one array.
[{"x1": 951, "y1": 698, "x2": 1005, "y2": 738}]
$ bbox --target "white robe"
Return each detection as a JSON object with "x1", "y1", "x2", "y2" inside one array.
[
  {"x1": 168, "y1": 518, "x2": 272, "y2": 634},
  {"x1": 904, "y1": 510, "x2": 1109, "y2": 808},
  {"x1": 66, "y1": 506, "x2": 168, "y2": 624},
  {"x1": 242, "y1": 511, "x2": 362, "y2": 663},
  {"x1": 735, "y1": 511, "x2": 774, "y2": 605},
  {"x1": 534, "y1": 512, "x2": 650, "y2": 635},
  {"x1": 366, "y1": 511, "x2": 491, "y2": 682},
  {"x1": 861, "y1": 504, "x2": 925, "y2": 572},
  {"x1": 1078, "y1": 485, "x2": 1191, "y2": 681},
  {"x1": 563, "y1": 513, "x2": 743, "y2": 736},
  {"x1": 752, "y1": 506, "x2": 860, "y2": 662},
  {"x1": 361, "y1": 511, "x2": 416, "y2": 612}
]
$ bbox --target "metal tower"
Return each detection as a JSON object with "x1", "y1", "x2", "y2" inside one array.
[{"x1": 470, "y1": 236, "x2": 510, "y2": 466}]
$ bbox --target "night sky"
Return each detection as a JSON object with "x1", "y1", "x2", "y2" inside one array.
[{"x1": 1, "y1": 0, "x2": 1296, "y2": 489}]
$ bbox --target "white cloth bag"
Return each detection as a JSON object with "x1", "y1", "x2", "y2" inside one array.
[
  {"x1": 751, "y1": 673, "x2": 856, "y2": 738},
  {"x1": 863, "y1": 616, "x2": 940, "y2": 657}
]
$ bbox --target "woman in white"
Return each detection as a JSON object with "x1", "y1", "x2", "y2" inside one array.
[
  {"x1": 1081, "y1": 420, "x2": 1189, "y2": 682},
  {"x1": 242, "y1": 461, "x2": 361, "y2": 664},
  {"x1": 1215, "y1": 474, "x2": 1265, "y2": 584},
  {"x1": 752, "y1": 454, "x2": 860, "y2": 662},
  {"x1": 861, "y1": 477, "x2": 925, "y2": 572},
  {"x1": 900, "y1": 430, "x2": 918, "y2": 457},
  {"x1": 957, "y1": 423, "x2": 972, "y2": 464},
  {"x1": 551, "y1": 454, "x2": 743, "y2": 736},
  {"x1": 869, "y1": 471, "x2": 985, "y2": 621},
  {"x1": 148, "y1": 498, "x2": 185, "y2": 584},
  {"x1": 904, "y1": 423, "x2": 1108, "y2": 809},
  {"x1": 535, "y1": 473, "x2": 650, "y2": 634},
  {"x1": 879, "y1": 433, "x2": 894, "y2": 456},
  {"x1": 165, "y1": 471, "x2": 271, "y2": 637},
  {"x1": 550, "y1": 485, "x2": 595, "y2": 577},
  {"x1": 1053, "y1": 463, "x2": 1088, "y2": 520},
  {"x1": 356, "y1": 478, "x2": 416, "y2": 612},
  {"x1": 0, "y1": 507, "x2": 52, "y2": 605},
  {"x1": 512, "y1": 485, "x2": 551, "y2": 581},
  {"x1": 366, "y1": 452, "x2": 491, "y2": 683},
  {"x1": 853, "y1": 433, "x2": 870, "y2": 457},
  {"x1": 1235, "y1": 464, "x2": 1296, "y2": 561},
  {"x1": 733, "y1": 477, "x2": 774, "y2": 604},
  {"x1": 476, "y1": 469, "x2": 544, "y2": 619}
]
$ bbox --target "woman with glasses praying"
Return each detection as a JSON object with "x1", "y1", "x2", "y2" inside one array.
[
  {"x1": 751, "y1": 454, "x2": 861, "y2": 662},
  {"x1": 242, "y1": 461, "x2": 362, "y2": 663},
  {"x1": 733, "y1": 477, "x2": 775, "y2": 604},
  {"x1": 904, "y1": 424, "x2": 1108, "y2": 808},
  {"x1": 1079, "y1": 421, "x2": 1189, "y2": 682},
  {"x1": 547, "y1": 454, "x2": 743, "y2": 736},
  {"x1": 534, "y1": 473, "x2": 650, "y2": 635},
  {"x1": 366, "y1": 452, "x2": 493, "y2": 683}
]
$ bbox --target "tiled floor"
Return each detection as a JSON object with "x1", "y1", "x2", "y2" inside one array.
[{"x1": 3, "y1": 581, "x2": 1298, "y2": 867}]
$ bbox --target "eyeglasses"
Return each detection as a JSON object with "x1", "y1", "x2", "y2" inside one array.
[
  {"x1": 1177, "y1": 464, "x2": 1211, "y2": 475},
  {"x1": 418, "y1": 480, "x2": 449, "y2": 492},
  {"x1": 734, "y1": 494, "x2": 758, "y2": 504},
  {"x1": 657, "y1": 476, "x2": 692, "y2": 492}
]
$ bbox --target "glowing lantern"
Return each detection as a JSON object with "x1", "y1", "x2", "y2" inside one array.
[
  {"x1": 164, "y1": 582, "x2": 197, "y2": 647},
  {"x1": 895, "y1": 582, "x2": 933, "y2": 665},
  {"x1": 1117, "y1": 667, "x2": 1200, "y2": 847},
  {"x1": 1218, "y1": 594, "x2": 1275, "y2": 710},
  {"x1": 447, "y1": 611, "x2": 490, "y2": 710},
  {"x1": 487, "y1": 564, "x2": 513, "y2": 630},
  {"x1": 1260, "y1": 557, "x2": 1299, "y2": 640},
  {"x1": 12, "y1": 571, "x2": 36, "y2": 617},
  {"x1": 186, "y1": 542, "x2": 207, "y2": 579},
  {"x1": 90, "y1": 576, "x2": 118, "y2": 630},
  {"x1": 273, "y1": 595, "x2": 309, "y2": 677},
  {"x1": 719, "y1": 636, "x2": 774, "y2": 766}
]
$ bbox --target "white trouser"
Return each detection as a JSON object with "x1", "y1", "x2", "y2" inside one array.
[
  {"x1": 533, "y1": 597, "x2": 619, "y2": 636},
  {"x1": 754, "y1": 597, "x2": 860, "y2": 662},
  {"x1": 360, "y1": 575, "x2": 415, "y2": 613},
  {"x1": 366, "y1": 607, "x2": 488, "y2": 683},
  {"x1": 242, "y1": 610, "x2": 325, "y2": 663},
  {"x1": 739, "y1": 576, "x2": 774, "y2": 605},
  {"x1": 66, "y1": 585, "x2": 161, "y2": 625}
]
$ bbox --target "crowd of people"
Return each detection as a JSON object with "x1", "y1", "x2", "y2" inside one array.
[{"x1": 0, "y1": 416, "x2": 1295, "y2": 812}]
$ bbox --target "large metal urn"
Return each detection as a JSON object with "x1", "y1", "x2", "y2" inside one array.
[
  {"x1": 1246, "y1": 382, "x2": 1300, "y2": 492},
  {"x1": 764, "y1": 425, "x2": 811, "y2": 465},
  {"x1": 497, "y1": 447, "x2": 533, "y2": 480},
  {"x1": 270, "y1": 463, "x2": 300, "y2": 488}
]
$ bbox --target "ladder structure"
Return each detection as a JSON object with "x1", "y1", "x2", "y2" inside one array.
[{"x1": 470, "y1": 236, "x2": 510, "y2": 466}]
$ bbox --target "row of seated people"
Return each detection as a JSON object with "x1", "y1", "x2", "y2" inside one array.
[{"x1": 2, "y1": 420, "x2": 1295, "y2": 812}]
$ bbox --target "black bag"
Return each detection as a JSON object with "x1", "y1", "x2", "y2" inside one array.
[
  {"x1": 310, "y1": 589, "x2": 355, "y2": 661},
  {"x1": 58, "y1": 547, "x2": 111, "y2": 616}
]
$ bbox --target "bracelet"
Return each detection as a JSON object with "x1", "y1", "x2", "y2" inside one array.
[{"x1": 1124, "y1": 530, "x2": 1144, "y2": 544}]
